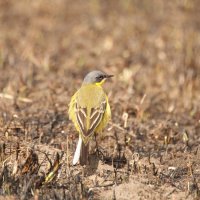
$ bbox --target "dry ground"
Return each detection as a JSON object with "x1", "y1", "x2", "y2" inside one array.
[{"x1": 0, "y1": 0, "x2": 200, "y2": 199}]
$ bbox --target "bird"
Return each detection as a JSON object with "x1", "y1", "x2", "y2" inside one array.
[{"x1": 68, "y1": 70, "x2": 113, "y2": 165}]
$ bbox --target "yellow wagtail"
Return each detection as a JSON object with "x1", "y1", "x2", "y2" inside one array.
[{"x1": 68, "y1": 70, "x2": 113, "y2": 165}]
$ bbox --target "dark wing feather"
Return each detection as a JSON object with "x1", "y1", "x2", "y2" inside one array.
[
  {"x1": 86, "y1": 100, "x2": 106, "y2": 136},
  {"x1": 75, "y1": 103, "x2": 87, "y2": 134},
  {"x1": 75, "y1": 99, "x2": 106, "y2": 140}
]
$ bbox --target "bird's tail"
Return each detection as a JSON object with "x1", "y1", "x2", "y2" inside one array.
[
  {"x1": 73, "y1": 135, "x2": 82, "y2": 165},
  {"x1": 80, "y1": 141, "x2": 89, "y2": 166},
  {"x1": 73, "y1": 135, "x2": 89, "y2": 166}
]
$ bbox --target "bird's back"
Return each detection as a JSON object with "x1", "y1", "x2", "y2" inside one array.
[
  {"x1": 77, "y1": 84, "x2": 106, "y2": 109},
  {"x1": 69, "y1": 84, "x2": 108, "y2": 140}
]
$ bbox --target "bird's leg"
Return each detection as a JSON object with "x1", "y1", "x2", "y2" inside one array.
[
  {"x1": 94, "y1": 133, "x2": 104, "y2": 159},
  {"x1": 94, "y1": 133, "x2": 99, "y2": 153}
]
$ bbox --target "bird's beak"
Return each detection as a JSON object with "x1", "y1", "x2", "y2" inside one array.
[{"x1": 106, "y1": 74, "x2": 114, "y2": 78}]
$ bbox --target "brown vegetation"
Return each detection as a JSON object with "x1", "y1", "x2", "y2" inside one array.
[{"x1": 0, "y1": 0, "x2": 200, "y2": 199}]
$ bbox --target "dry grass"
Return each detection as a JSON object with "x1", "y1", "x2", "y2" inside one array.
[{"x1": 0, "y1": 0, "x2": 200, "y2": 199}]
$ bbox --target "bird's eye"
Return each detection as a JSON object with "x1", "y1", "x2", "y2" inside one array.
[{"x1": 96, "y1": 75, "x2": 103, "y2": 81}]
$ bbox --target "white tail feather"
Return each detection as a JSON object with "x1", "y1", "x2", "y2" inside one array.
[{"x1": 73, "y1": 135, "x2": 82, "y2": 165}]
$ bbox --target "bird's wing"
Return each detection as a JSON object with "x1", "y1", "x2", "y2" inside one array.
[{"x1": 75, "y1": 98, "x2": 106, "y2": 141}]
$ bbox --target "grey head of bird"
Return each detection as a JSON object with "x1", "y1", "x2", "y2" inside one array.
[{"x1": 83, "y1": 70, "x2": 113, "y2": 85}]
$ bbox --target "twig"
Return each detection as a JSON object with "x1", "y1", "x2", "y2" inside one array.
[
  {"x1": 88, "y1": 182, "x2": 115, "y2": 191},
  {"x1": 110, "y1": 123, "x2": 125, "y2": 131},
  {"x1": 0, "y1": 93, "x2": 32, "y2": 103},
  {"x1": 21, "y1": 175, "x2": 36, "y2": 200}
]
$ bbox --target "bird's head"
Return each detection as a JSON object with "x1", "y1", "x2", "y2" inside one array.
[{"x1": 83, "y1": 70, "x2": 113, "y2": 86}]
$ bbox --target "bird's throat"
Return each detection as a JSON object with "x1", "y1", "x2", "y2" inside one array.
[{"x1": 95, "y1": 79, "x2": 105, "y2": 86}]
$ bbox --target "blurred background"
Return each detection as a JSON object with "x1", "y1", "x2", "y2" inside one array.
[
  {"x1": 0, "y1": 0, "x2": 200, "y2": 199},
  {"x1": 0, "y1": 0, "x2": 200, "y2": 115}
]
